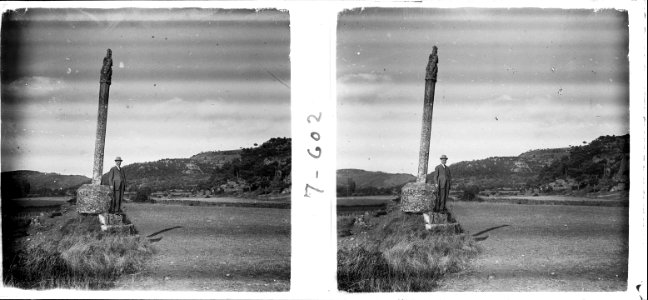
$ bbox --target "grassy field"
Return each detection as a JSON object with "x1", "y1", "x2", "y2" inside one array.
[
  {"x1": 338, "y1": 203, "x2": 481, "y2": 292},
  {"x1": 337, "y1": 197, "x2": 628, "y2": 291},
  {"x1": 338, "y1": 193, "x2": 628, "y2": 211},
  {"x1": 150, "y1": 196, "x2": 289, "y2": 203},
  {"x1": 481, "y1": 194, "x2": 628, "y2": 207},
  {"x1": 10, "y1": 196, "x2": 72, "y2": 205},
  {"x1": 337, "y1": 196, "x2": 396, "y2": 214},
  {"x1": 149, "y1": 197, "x2": 290, "y2": 209},
  {"x1": 436, "y1": 201, "x2": 629, "y2": 291},
  {"x1": 113, "y1": 203, "x2": 290, "y2": 291},
  {"x1": 2, "y1": 203, "x2": 154, "y2": 289},
  {"x1": 3, "y1": 197, "x2": 72, "y2": 215}
]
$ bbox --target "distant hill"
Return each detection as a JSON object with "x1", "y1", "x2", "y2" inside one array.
[
  {"x1": 105, "y1": 137, "x2": 290, "y2": 195},
  {"x1": 3, "y1": 137, "x2": 291, "y2": 198},
  {"x1": 447, "y1": 147, "x2": 570, "y2": 189},
  {"x1": 337, "y1": 169, "x2": 415, "y2": 196},
  {"x1": 536, "y1": 134, "x2": 629, "y2": 192},
  {"x1": 190, "y1": 150, "x2": 242, "y2": 169},
  {"x1": 338, "y1": 134, "x2": 629, "y2": 196},
  {"x1": 450, "y1": 134, "x2": 629, "y2": 193},
  {"x1": 206, "y1": 137, "x2": 291, "y2": 195},
  {"x1": 103, "y1": 150, "x2": 242, "y2": 191},
  {"x1": 1, "y1": 170, "x2": 91, "y2": 199},
  {"x1": 337, "y1": 169, "x2": 415, "y2": 189}
]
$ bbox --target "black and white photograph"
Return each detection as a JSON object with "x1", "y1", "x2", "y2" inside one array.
[
  {"x1": 1, "y1": 8, "x2": 291, "y2": 291},
  {"x1": 336, "y1": 8, "x2": 631, "y2": 292},
  {"x1": 0, "y1": 1, "x2": 645, "y2": 299}
]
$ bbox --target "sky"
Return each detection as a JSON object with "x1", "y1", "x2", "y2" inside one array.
[
  {"x1": 1, "y1": 8, "x2": 290, "y2": 177},
  {"x1": 337, "y1": 8, "x2": 629, "y2": 174}
]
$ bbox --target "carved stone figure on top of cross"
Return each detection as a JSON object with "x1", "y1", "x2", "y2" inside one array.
[{"x1": 100, "y1": 48, "x2": 113, "y2": 85}]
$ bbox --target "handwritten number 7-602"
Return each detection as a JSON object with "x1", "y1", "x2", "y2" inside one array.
[{"x1": 305, "y1": 112, "x2": 323, "y2": 198}]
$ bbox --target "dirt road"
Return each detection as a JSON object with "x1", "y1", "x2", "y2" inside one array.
[
  {"x1": 114, "y1": 203, "x2": 290, "y2": 291},
  {"x1": 436, "y1": 201, "x2": 628, "y2": 291}
]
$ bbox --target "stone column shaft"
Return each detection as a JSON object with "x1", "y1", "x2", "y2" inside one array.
[
  {"x1": 91, "y1": 49, "x2": 113, "y2": 184},
  {"x1": 400, "y1": 46, "x2": 439, "y2": 214},
  {"x1": 77, "y1": 49, "x2": 113, "y2": 214},
  {"x1": 416, "y1": 46, "x2": 438, "y2": 183},
  {"x1": 92, "y1": 81, "x2": 110, "y2": 184}
]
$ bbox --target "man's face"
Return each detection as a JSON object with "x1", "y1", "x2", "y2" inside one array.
[
  {"x1": 116, "y1": 160, "x2": 122, "y2": 167},
  {"x1": 441, "y1": 158, "x2": 447, "y2": 165}
]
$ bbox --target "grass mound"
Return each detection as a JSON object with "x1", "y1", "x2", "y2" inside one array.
[
  {"x1": 338, "y1": 205, "x2": 481, "y2": 292},
  {"x1": 3, "y1": 204, "x2": 155, "y2": 289}
]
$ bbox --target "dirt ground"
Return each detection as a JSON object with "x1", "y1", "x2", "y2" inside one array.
[
  {"x1": 113, "y1": 203, "x2": 290, "y2": 291},
  {"x1": 435, "y1": 201, "x2": 629, "y2": 291}
]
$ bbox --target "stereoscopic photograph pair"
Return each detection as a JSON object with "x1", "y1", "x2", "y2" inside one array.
[{"x1": 1, "y1": 4, "x2": 639, "y2": 297}]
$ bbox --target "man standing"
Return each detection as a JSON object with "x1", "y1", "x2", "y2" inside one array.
[
  {"x1": 433, "y1": 154, "x2": 452, "y2": 212},
  {"x1": 108, "y1": 156, "x2": 126, "y2": 213}
]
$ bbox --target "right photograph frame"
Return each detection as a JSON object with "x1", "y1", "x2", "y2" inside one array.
[{"x1": 336, "y1": 8, "x2": 630, "y2": 292}]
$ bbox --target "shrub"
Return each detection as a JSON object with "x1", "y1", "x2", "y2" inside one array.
[
  {"x1": 461, "y1": 185, "x2": 481, "y2": 201},
  {"x1": 134, "y1": 187, "x2": 152, "y2": 203}
]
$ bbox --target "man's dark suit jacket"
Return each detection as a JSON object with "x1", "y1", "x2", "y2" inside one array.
[
  {"x1": 433, "y1": 164, "x2": 451, "y2": 188},
  {"x1": 108, "y1": 166, "x2": 126, "y2": 188}
]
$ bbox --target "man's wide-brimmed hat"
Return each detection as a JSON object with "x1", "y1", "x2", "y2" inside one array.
[
  {"x1": 115, "y1": 156, "x2": 123, "y2": 161},
  {"x1": 440, "y1": 154, "x2": 448, "y2": 159}
]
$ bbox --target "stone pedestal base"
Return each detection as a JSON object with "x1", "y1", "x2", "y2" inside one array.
[
  {"x1": 425, "y1": 211, "x2": 457, "y2": 223},
  {"x1": 400, "y1": 182, "x2": 436, "y2": 213},
  {"x1": 423, "y1": 211, "x2": 462, "y2": 233},
  {"x1": 425, "y1": 223, "x2": 462, "y2": 234},
  {"x1": 98, "y1": 213, "x2": 134, "y2": 234},
  {"x1": 76, "y1": 184, "x2": 112, "y2": 214},
  {"x1": 100, "y1": 224, "x2": 134, "y2": 234}
]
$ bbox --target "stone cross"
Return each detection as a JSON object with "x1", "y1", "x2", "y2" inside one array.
[
  {"x1": 76, "y1": 49, "x2": 114, "y2": 214},
  {"x1": 93, "y1": 49, "x2": 112, "y2": 184},
  {"x1": 417, "y1": 46, "x2": 438, "y2": 183},
  {"x1": 401, "y1": 46, "x2": 439, "y2": 214}
]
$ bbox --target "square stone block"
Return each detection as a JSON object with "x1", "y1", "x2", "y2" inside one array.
[
  {"x1": 426, "y1": 211, "x2": 457, "y2": 224},
  {"x1": 425, "y1": 223, "x2": 462, "y2": 234},
  {"x1": 98, "y1": 213, "x2": 124, "y2": 225},
  {"x1": 101, "y1": 224, "x2": 134, "y2": 234},
  {"x1": 77, "y1": 184, "x2": 112, "y2": 214},
  {"x1": 401, "y1": 182, "x2": 436, "y2": 213}
]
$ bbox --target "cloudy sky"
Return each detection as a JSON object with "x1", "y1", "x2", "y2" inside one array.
[
  {"x1": 1, "y1": 8, "x2": 290, "y2": 177},
  {"x1": 337, "y1": 8, "x2": 629, "y2": 174}
]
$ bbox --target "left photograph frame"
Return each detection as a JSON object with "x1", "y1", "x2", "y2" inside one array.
[{"x1": 1, "y1": 7, "x2": 291, "y2": 291}]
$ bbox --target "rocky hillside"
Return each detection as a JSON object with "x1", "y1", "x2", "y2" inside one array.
[
  {"x1": 3, "y1": 137, "x2": 291, "y2": 198},
  {"x1": 536, "y1": 134, "x2": 629, "y2": 192},
  {"x1": 190, "y1": 150, "x2": 241, "y2": 169},
  {"x1": 337, "y1": 169, "x2": 416, "y2": 196},
  {"x1": 206, "y1": 137, "x2": 291, "y2": 195},
  {"x1": 119, "y1": 137, "x2": 291, "y2": 195},
  {"x1": 107, "y1": 150, "x2": 242, "y2": 191},
  {"x1": 1, "y1": 170, "x2": 91, "y2": 199},
  {"x1": 336, "y1": 147, "x2": 571, "y2": 196},
  {"x1": 337, "y1": 134, "x2": 629, "y2": 195},
  {"x1": 445, "y1": 134, "x2": 628, "y2": 192},
  {"x1": 337, "y1": 169, "x2": 415, "y2": 189},
  {"x1": 451, "y1": 148, "x2": 569, "y2": 179},
  {"x1": 449, "y1": 148, "x2": 570, "y2": 189}
]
